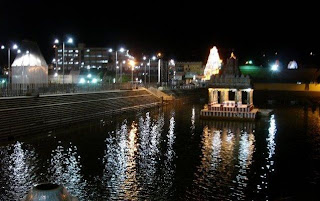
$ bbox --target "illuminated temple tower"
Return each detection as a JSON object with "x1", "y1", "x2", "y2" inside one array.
[
  {"x1": 200, "y1": 53, "x2": 258, "y2": 120},
  {"x1": 203, "y1": 46, "x2": 222, "y2": 80}
]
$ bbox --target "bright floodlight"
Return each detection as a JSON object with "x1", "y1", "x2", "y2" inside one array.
[
  {"x1": 119, "y1": 47, "x2": 125, "y2": 52},
  {"x1": 143, "y1": 56, "x2": 147, "y2": 60},
  {"x1": 67, "y1": 38, "x2": 73, "y2": 44},
  {"x1": 12, "y1": 44, "x2": 18, "y2": 50},
  {"x1": 152, "y1": 56, "x2": 156, "y2": 60},
  {"x1": 129, "y1": 60, "x2": 135, "y2": 68},
  {"x1": 54, "y1": 39, "x2": 59, "y2": 44},
  {"x1": 92, "y1": 78, "x2": 98, "y2": 84},
  {"x1": 1, "y1": 45, "x2": 4, "y2": 50},
  {"x1": 79, "y1": 78, "x2": 85, "y2": 84},
  {"x1": 108, "y1": 48, "x2": 113, "y2": 53},
  {"x1": 271, "y1": 64, "x2": 278, "y2": 71}
]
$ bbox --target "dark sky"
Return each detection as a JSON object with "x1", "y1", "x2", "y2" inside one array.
[{"x1": 1, "y1": 1, "x2": 319, "y2": 65}]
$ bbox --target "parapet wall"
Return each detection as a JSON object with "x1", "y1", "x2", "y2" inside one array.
[
  {"x1": 0, "y1": 89, "x2": 160, "y2": 140},
  {"x1": 254, "y1": 83, "x2": 320, "y2": 92}
]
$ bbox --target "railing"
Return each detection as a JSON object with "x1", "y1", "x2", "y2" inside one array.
[
  {"x1": 0, "y1": 82, "x2": 207, "y2": 97},
  {"x1": 0, "y1": 83, "x2": 143, "y2": 97}
]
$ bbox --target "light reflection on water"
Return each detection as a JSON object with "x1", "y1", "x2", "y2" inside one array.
[
  {"x1": 0, "y1": 142, "x2": 39, "y2": 200},
  {"x1": 48, "y1": 142, "x2": 87, "y2": 199},
  {"x1": 187, "y1": 121, "x2": 256, "y2": 200},
  {"x1": 0, "y1": 105, "x2": 285, "y2": 200}
]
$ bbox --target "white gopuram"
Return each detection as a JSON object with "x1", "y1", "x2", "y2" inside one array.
[{"x1": 203, "y1": 46, "x2": 222, "y2": 80}]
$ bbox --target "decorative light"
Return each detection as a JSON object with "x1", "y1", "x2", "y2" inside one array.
[
  {"x1": 245, "y1": 60, "x2": 253, "y2": 65},
  {"x1": 288, "y1": 60, "x2": 298, "y2": 69},
  {"x1": 12, "y1": 44, "x2": 18, "y2": 50},
  {"x1": 87, "y1": 74, "x2": 92, "y2": 78},
  {"x1": 54, "y1": 72, "x2": 58, "y2": 77},
  {"x1": 1, "y1": 45, "x2": 5, "y2": 50},
  {"x1": 54, "y1": 39, "x2": 59, "y2": 44},
  {"x1": 152, "y1": 56, "x2": 156, "y2": 60},
  {"x1": 17, "y1": 49, "x2": 21, "y2": 53},
  {"x1": 108, "y1": 48, "x2": 113, "y2": 53},
  {"x1": 119, "y1": 47, "x2": 125, "y2": 52},
  {"x1": 143, "y1": 56, "x2": 147, "y2": 60}
]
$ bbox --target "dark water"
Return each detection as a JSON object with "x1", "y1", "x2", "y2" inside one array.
[{"x1": 1, "y1": 103, "x2": 320, "y2": 200}]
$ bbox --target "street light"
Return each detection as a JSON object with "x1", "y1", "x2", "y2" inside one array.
[
  {"x1": 0, "y1": 43, "x2": 19, "y2": 85},
  {"x1": 54, "y1": 37, "x2": 73, "y2": 85},
  {"x1": 109, "y1": 47, "x2": 126, "y2": 83}
]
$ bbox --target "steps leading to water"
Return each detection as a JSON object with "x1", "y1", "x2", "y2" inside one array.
[{"x1": 0, "y1": 89, "x2": 160, "y2": 140}]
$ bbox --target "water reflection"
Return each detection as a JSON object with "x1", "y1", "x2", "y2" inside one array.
[
  {"x1": 256, "y1": 114, "x2": 277, "y2": 199},
  {"x1": 191, "y1": 107, "x2": 196, "y2": 135},
  {"x1": 49, "y1": 142, "x2": 87, "y2": 199},
  {"x1": 0, "y1": 142, "x2": 38, "y2": 200},
  {"x1": 102, "y1": 111, "x2": 174, "y2": 200},
  {"x1": 189, "y1": 121, "x2": 256, "y2": 200}
]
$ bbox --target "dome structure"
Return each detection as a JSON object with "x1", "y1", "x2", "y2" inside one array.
[{"x1": 11, "y1": 40, "x2": 48, "y2": 87}]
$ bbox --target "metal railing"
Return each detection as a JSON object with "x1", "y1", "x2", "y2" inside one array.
[
  {"x1": 0, "y1": 83, "x2": 141, "y2": 97},
  {"x1": 0, "y1": 82, "x2": 206, "y2": 97}
]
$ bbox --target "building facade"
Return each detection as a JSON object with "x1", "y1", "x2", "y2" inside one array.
[{"x1": 53, "y1": 43, "x2": 131, "y2": 72}]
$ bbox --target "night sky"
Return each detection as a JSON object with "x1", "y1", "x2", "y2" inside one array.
[{"x1": 1, "y1": 1, "x2": 319, "y2": 66}]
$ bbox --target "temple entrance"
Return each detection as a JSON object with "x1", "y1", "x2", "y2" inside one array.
[
  {"x1": 242, "y1": 91, "x2": 248, "y2": 104},
  {"x1": 229, "y1": 91, "x2": 235, "y2": 101}
]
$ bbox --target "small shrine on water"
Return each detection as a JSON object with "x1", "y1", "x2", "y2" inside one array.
[{"x1": 200, "y1": 51, "x2": 258, "y2": 120}]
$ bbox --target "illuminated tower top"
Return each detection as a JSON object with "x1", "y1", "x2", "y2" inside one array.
[{"x1": 203, "y1": 46, "x2": 222, "y2": 80}]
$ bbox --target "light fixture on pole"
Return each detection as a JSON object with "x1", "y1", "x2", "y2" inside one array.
[
  {"x1": 111, "y1": 47, "x2": 126, "y2": 83},
  {"x1": 54, "y1": 37, "x2": 73, "y2": 85},
  {"x1": 1, "y1": 43, "x2": 19, "y2": 85}
]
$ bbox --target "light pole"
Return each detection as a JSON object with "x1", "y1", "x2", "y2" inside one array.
[
  {"x1": 143, "y1": 56, "x2": 147, "y2": 85},
  {"x1": 157, "y1": 53, "x2": 162, "y2": 85},
  {"x1": 54, "y1": 37, "x2": 73, "y2": 85},
  {"x1": 1, "y1": 44, "x2": 18, "y2": 85},
  {"x1": 109, "y1": 47, "x2": 125, "y2": 83},
  {"x1": 129, "y1": 60, "x2": 135, "y2": 88}
]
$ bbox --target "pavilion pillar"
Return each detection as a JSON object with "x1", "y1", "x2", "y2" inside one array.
[
  {"x1": 208, "y1": 89, "x2": 214, "y2": 104},
  {"x1": 213, "y1": 90, "x2": 218, "y2": 104},
  {"x1": 221, "y1": 89, "x2": 229, "y2": 103},
  {"x1": 250, "y1": 89, "x2": 254, "y2": 105},
  {"x1": 235, "y1": 90, "x2": 242, "y2": 105},
  {"x1": 224, "y1": 90, "x2": 229, "y2": 102}
]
